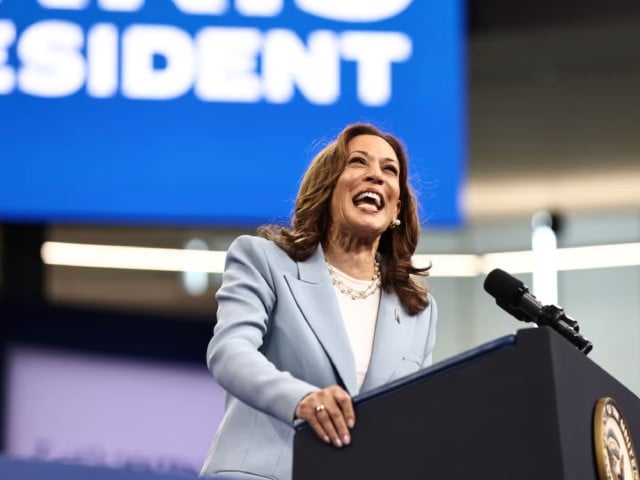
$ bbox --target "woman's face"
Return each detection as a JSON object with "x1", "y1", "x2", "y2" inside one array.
[{"x1": 329, "y1": 134, "x2": 402, "y2": 241}]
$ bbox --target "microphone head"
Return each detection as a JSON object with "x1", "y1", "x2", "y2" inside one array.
[{"x1": 483, "y1": 268, "x2": 526, "y2": 304}]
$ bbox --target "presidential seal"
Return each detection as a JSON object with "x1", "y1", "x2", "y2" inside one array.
[{"x1": 594, "y1": 397, "x2": 639, "y2": 480}]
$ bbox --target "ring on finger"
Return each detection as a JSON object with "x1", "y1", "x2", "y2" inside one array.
[{"x1": 314, "y1": 404, "x2": 326, "y2": 414}]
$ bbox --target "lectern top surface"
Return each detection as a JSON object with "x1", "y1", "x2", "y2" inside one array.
[{"x1": 350, "y1": 334, "x2": 516, "y2": 408}]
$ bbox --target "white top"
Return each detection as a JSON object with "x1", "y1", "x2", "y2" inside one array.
[{"x1": 328, "y1": 265, "x2": 380, "y2": 391}]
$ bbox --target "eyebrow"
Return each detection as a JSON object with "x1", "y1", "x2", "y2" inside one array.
[{"x1": 349, "y1": 150, "x2": 399, "y2": 164}]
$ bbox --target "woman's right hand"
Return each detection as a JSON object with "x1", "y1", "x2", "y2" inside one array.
[{"x1": 295, "y1": 385, "x2": 355, "y2": 448}]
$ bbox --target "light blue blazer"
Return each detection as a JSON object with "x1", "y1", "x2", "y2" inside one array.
[{"x1": 200, "y1": 235, "x2": 437, "y2": 480}]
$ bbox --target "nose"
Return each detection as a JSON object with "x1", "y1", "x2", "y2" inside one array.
[{"x1": 365, "y1": 162, "x2": 384, "y2": 185}]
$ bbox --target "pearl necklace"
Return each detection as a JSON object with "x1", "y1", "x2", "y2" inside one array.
[{"x1": 326, "y1": 260, "x2": 381, "y2": 300}]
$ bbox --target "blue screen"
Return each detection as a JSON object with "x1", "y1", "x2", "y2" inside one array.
[{"x1": 0, "y1": 0, "x2": 465, "y2": 226}]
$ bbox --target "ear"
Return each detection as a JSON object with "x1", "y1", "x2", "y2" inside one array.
[{"x1": 394, "y1": 200, "x2": 402, "y2": 219}]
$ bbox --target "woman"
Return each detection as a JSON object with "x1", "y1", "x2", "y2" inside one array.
[{"x1": 200, "y1": 123, "x2": 437, "y2": 480}]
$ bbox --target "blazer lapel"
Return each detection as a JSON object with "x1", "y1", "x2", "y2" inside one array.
[
  {"x1": 283, "y1": 245, "x2": 359, "y2": 395},
  {"x1": 360, "y1": 291, "x2": 414, "y2": 392}
]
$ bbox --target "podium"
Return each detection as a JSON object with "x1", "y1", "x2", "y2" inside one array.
[{"x1": 293, "y1": 327, "x2": 640, "y2": 479}]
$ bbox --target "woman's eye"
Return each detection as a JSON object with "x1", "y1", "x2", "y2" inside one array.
[
  {"x1": 350, "y1": 157, "x2": 366, "y2": 164},
  {"x1": 385, "y1": 165, "x2": 398, "y2": 175}
]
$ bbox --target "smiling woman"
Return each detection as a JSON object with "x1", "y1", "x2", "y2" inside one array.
[{"x1": 199, "y1": 123, "x2": 438, "y2": 480}]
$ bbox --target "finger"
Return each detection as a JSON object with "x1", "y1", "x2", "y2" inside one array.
[
  {"x1": 298, "y1": 394, "x2": 334, "y2": 445},
  {"x1": 305, "y1": 407, "x2": 331, "y2": 445},
  {"x1": 315, "y1": 403, "x2": 343, "y2": 447},
  {"x1": 324, "y1": 400, "x2": 350, "y2": 447},
  {"x1": 333, "y1": 388, "x2": 356, "y2": 429}
]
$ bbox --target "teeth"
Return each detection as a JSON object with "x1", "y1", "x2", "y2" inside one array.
[{"x1": 354, "y1": 191, "x2": 382, "y2": 208}]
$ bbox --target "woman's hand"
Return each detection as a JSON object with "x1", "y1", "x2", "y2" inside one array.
[{"x1": 295, "y1": 385, "x2": 355, "y2": 448}]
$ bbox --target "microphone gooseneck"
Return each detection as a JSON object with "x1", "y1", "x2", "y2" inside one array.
[{"x1": 484, "y1": 268, "x2": 593, "y2": 355}]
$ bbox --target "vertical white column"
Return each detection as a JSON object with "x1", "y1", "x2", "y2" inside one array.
[
  {"x1": 531, "y1": 211, "x2": 559, "y2": 305},
  {"x1": 181, "y1": 238, "x2": 210, "y2": 296}
]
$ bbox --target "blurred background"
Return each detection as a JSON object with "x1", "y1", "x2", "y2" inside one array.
[{"x1": 1, "y1": 0, "x2": 640, "y2": 476}]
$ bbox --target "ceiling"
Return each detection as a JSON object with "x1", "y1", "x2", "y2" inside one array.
[{"x1": 465, "y1": 0, "x2": 640, "y2": 218}]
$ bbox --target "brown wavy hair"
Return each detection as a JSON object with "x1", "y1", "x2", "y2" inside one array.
[{"x1": 259, "y1": 123, "x2": 430, "y2": 315}]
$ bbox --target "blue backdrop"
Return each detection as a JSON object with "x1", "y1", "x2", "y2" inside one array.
[{"x1": 0, "y1": 0, "x2": 465, "y2": 226}]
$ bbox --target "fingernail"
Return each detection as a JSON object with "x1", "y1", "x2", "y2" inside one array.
[
  {"x1": 343, "y1": 435, "x2": 351, "y2": 446},
  {"x1": 347, "y1": 419, "x2": 355, "y2": 428},
  {"x1": 334, "y1": 438, "x2": 343, "y2": 448},
  {"x1": 323, "y1": 436, "x2": 330, "y2": 444}
]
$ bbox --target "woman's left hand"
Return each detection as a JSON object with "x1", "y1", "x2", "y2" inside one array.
[{"x1": 295, "y1": 385, "x2": 355, "y2": 448}]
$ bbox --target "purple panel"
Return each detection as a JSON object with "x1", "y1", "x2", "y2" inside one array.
[{"x1": 5, "y1": 345, "x2": 225, "y2": 476}]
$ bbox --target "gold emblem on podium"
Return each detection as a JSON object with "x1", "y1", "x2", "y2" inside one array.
[{"x1": 594, "y1": 397, "x2": 639, "y2": 480}]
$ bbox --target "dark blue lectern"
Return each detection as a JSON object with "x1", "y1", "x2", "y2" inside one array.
[{"x1": 293, "y1": 327, "x2": 640, "y2": 479}]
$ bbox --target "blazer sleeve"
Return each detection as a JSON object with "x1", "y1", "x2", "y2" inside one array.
[{"x1": 206, "y1": 236, "x2": 318, "y2": 424}]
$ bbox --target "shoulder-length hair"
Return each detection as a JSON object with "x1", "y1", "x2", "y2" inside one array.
[{"x1": 259, "y1": 123, "x2": 431, "y2": 315}]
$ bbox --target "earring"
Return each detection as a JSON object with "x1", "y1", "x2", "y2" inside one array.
[{"x1": 389, "y1": 219, "x2": 401, "y2": 229}]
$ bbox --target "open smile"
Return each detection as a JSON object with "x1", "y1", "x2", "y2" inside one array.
[{"x1": 352, "y1": 191, "x2": 384, "y2": 211}]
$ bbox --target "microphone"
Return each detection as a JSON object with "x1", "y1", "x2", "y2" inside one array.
[{"x1": 484, "y1": 268, "x2": 592, "y2": 354}]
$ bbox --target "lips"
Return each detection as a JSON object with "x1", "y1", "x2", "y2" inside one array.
[{"x1": 353, "y1": 191, "x2": 383, "y2": 210}]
